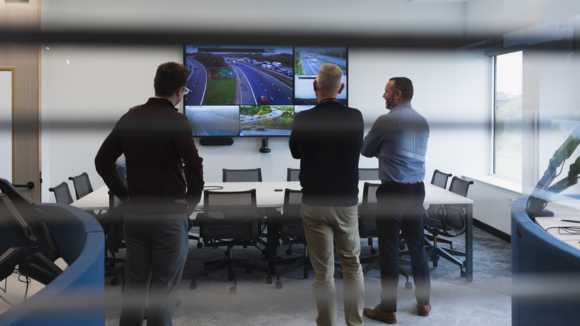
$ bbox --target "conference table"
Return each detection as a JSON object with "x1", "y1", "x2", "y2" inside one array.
[{"x1": 71, "y1": 181, "x2": 475, "y2": 281}]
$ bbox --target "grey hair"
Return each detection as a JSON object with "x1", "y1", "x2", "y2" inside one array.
[{"x1": 316, "y1": 63, "x2": 343, "y2": 93}]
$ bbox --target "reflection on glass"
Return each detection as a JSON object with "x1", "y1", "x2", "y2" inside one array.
[{"x1": 494, "y1": 51, "x2": 522, "y2": 180}]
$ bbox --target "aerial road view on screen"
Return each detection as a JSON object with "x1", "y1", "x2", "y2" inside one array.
[
  {"x1": 239, "y1": 105, "x2": 294, "y2": 136},
  {"x1": 185, "y1": 105, "x2": 239, "y2": 137},
  {"x1": 184, "y1": 45, "x2": 293, "y2": 106},
  {"x1": 294, "y1": 47, "x2": 348, "y2": 105}
]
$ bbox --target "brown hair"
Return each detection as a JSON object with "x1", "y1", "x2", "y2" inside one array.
[{"x1": 154, "y1": 62, "x2": 190, "y2": 97}]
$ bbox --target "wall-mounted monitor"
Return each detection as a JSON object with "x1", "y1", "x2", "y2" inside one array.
[{"x1": 183, "y1": 45, "x2": 348, "y2": 137}]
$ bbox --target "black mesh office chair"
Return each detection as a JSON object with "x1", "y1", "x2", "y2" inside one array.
[
  {"x1": 422, "y1": 177, "x2": 474, "y2": 276},
  {"x1": 48, "y1": 182, "x2": 74, "y2": 205},
  {"x1": 287, "y1": 168, "x2": 300, "y2": 182},
  {"x1": 190, "y1": 189, "x2": 271, "y2": 294},
  {"x1": 358, "y1": 182, "x2": 412, "y2": 289},
  {"x1": 273, "y1": 189, "x2": 310, "y2": 289},
  {"x1": 359, "y1": 168, "x2": 379, "y2": 181},
  {"x1": 223, "y1": 168, "x2": 262, "y2": 182},
  {"x1": 431, "y1": 169, "x2": 452, "y2": 189},
  {"x1": 0, "y1": 179, "x2": 60, "y2": 261},
  {"x1": 0, "y1": 194, "x2": 63, "y2": 285},
  {"x1": 425, "y1": 169, "x2": 454, "y2": 248},
  {"x1": 68, "y1": 172, "x2": 94, "y2": 200}
]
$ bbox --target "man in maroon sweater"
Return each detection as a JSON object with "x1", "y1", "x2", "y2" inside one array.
[{"x1": 95, "y1": 62, "x2": 204, "y2": 326}]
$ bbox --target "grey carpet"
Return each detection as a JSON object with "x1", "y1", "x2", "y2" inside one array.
[{"x1": 104, "y1": 226, "x2": 511, "y2": 325}]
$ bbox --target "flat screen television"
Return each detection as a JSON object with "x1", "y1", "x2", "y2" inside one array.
[{"x1": 183, "y1": 45, "x2": 348, "y2": 137}]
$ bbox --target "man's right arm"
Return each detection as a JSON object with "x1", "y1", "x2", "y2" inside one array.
[
  {"x1": 361, "y1": 116, "x2": 386, "y2": 158},
  {"x1": 175, "y1": 117, "x2": 204, "y2": 206},
  {"x1": 95, "y1": 125, "x2": 129, "y2": 201}
]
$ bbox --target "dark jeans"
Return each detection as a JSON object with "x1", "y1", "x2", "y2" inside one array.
[
  {"x1": 375, "y1": 182, "x2": 430, "y2": 312},
  {"x1": 120, "y1": 213, "x2": 189, "y2": 326}
]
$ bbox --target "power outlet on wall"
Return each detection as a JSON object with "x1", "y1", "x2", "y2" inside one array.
[{"x1": 507, "y1": 198, "x2": 516, "y2": 206}]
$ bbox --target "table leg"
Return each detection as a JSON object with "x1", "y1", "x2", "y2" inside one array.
[
  {"x1": 465, "y1": 204, "x2": 473, "y2": 282},
  {"x1": 266, "y1": 218, "x2": 280, "y2": 274}
]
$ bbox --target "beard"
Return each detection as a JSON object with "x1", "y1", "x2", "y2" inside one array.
[{"x1": 385, "y1": 94, "x2": 395, "y2": 109}]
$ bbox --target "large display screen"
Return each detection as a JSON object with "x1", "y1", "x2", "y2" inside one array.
[{"x1": 184, "y1": 45, "x2": 348, "y2": 137}]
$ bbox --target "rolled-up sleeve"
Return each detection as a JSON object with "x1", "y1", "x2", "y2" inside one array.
[{"x1": 361, "y1": 116, "x2": 388, "y2": 158}]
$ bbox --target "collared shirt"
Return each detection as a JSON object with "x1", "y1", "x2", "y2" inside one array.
[
  {"x1": 95, "y1": 97, "x2": 204, "y2": 215},
  {"x1": 361, "y1": 103, "x2": 429, "y2": 183}
]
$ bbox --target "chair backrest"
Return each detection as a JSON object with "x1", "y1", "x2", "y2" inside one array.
[
  {"x1": 448, "y1": 177, "x2": 474, "y2": 197},
  {"x1": 283, "y1": 189, "x2": 303, "y2": 218},
  {"x1": 223, "y1": 168, "x2": 262, "y2": 182},
  {"x1": 360, "y1": 182, "x2": 381, "y2": 236},
  {"x1": 204, "y1": 189, "x2": 257, "y2": 221},
  {"x1": 359, "y1": 168, "x2": 379, "y2": 181},
  {"x1": 287, "y1": 168, "x2": 300, "y2": 182},
  {"x1": 68, "y1": 172, "x2": 94, "y2": 200},
  {"x1": 201, "y1": 189, "x2": 258, "y2": 243},
  {"x1": 49, "y1": 182, "x2": 74, "y2": 205},
  {"x1": 431, "y1": 169, "x2": 452, "y2": 189}
]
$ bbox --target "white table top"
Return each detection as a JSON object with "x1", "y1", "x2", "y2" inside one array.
[
  {"x1": 71, "y1": 181, "x2": 473, "y2": 211},
  {"x1": 534, "y1": 202, "x2": 580, "y2": 250}
]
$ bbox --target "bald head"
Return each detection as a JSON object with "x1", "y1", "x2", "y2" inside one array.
[{"x1": 315, "y1": 63, "x2": 343, "y2": 95}]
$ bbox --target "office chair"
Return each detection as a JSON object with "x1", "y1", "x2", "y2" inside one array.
[
  {"x1": 190, "y1": 189, "x2": 272, "y2": 294},
  {"x1": 431, "y1": 169, "x2": 452, "y2": 189},
  {"x1": 0, "y1": 194, "x2": 63, "y2": 285},
  {"x1": 48, "y1": 182, "x2": 74, "y2": 205},
  {"x1": 425, "y1": 169, "x2": 454, "y2": 249},
  {"x1": 359, "y1": 168, "x2": 379, "y2": 181},
  {"x1": 287, "y1": 168, "x2": 300, "y2": 182},
  {"x1": 0, "y1": 179, "x2": 60, "y2": 261},
  {"x1": 223, "y1": 168, "x2": 262, "y2": 182},
  {"x1": 273, "y1": 189, "x2": 310, "y2": 289},
  {"x1": 358, "y1": 182, "x2": 412, "y2": 290},
  {"x1": 68, "y1": 172, "x2": 94, "y2": 200},
  {"x1": 422, "y1": 177, "x2": 474, "y2": 276}
]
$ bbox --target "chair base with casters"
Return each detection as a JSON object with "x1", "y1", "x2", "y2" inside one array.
[
  {"x1": 424, "y1": 232, "x2": 467, "y2": 277},
  {"x1": 190, "y1": 244, "x2": 272, "y2": 294},
  {"x1": 272, "y1": 244, "x2": 310, "y2": 289},
  {"x1": 357, "y1": 254, "x2": 413, "y2": 290}
]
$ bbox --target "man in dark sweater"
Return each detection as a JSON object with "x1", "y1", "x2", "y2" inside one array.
[
  {"x1": 289, "y1": 63, "x2": 365, "y2": 326},
  {"x1": 95, "y1": 62, "x2": 204, "y2": 326}
]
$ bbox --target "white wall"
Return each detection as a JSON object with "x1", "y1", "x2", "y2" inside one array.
[{"x1": 40, "y1": 44, "x2": 490, "y2": 202}]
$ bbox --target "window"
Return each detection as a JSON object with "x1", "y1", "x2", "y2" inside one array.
[{"x1": 493, "y1": 51, "x2": 523, "y2": 180}]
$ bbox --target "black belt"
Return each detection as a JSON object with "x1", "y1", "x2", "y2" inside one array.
[{"x1": 381, "y1": 180, "x2": 423, "y2": 185}]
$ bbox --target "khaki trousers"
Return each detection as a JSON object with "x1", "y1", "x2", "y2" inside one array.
[{"x1": 301, "y1": 203, "x2": 365, "y2": 326}]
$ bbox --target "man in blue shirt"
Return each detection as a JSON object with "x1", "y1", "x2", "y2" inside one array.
[{"x1": 361, "y1": 77, "x2": 431, "y2": 324}]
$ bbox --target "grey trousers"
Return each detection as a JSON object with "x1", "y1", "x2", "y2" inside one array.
[
  {"x1": 120, "y1": 213, "x2": 189, "y2": 326},
  {"x1": 301, "y1": 203, "x2": 365, "y2": 326}
]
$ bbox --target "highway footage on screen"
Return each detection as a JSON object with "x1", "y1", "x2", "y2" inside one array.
[
  {"x1": 294, "y1": 47, "x2": 347, "y2": 105},
  {"x1": 185, "y1": 106, "x2": 239, "y2": 137},
  {"x1": 184, "y1": 45, "x2": 293, "y2": 106},
  {"x1": 183, "y1": 45, "x2": 347, "y2": 137},
  {"x1": 239, "y1": 105, "x2": 294, "y2": 136}
]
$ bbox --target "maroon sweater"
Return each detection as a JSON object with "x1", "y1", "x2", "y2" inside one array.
[{"x1": 95, "y1": 98, "x2": 204, "y2": 215}]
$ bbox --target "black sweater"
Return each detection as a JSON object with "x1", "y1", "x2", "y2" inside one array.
[
  {"x1": 289, "y1": 100, "x2": 363, "y2": 207},
  {"x1": 95, "y1": 98, "x2": 204, "y2": 215}
]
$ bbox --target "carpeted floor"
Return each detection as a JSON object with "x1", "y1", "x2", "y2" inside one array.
[{"x1": 104, "y1": 226, "x2": 511, "y2": 325}]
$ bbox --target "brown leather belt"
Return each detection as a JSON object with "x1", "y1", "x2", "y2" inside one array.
[{"x1": 381, "y1": 180, "x2": 424, "y2": 185}]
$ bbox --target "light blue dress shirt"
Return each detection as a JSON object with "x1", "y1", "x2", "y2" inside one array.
[{"x1": 361, "y1": 103, "x2": 429, "y2": 183}]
